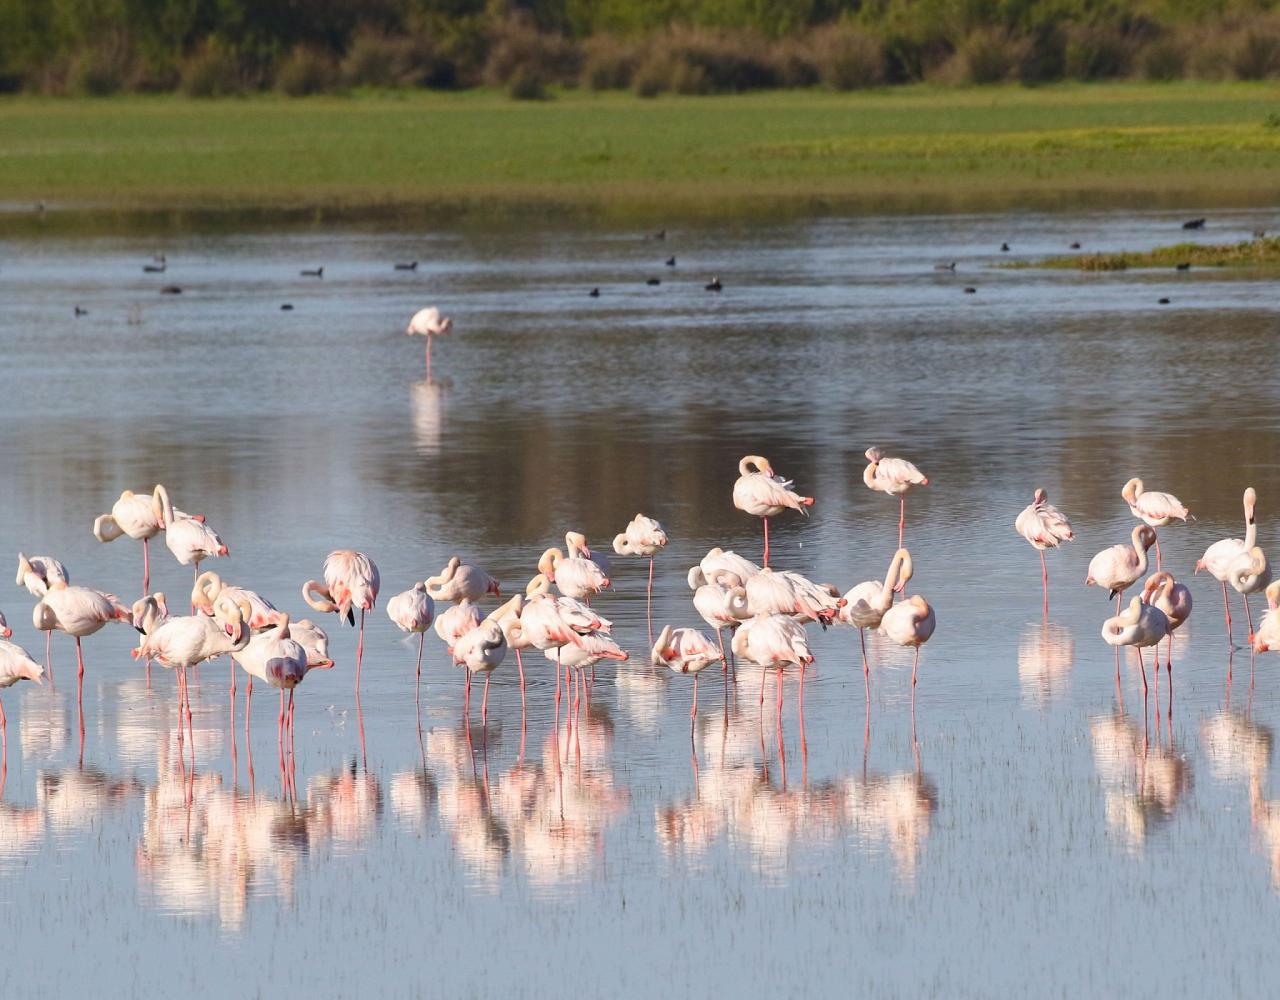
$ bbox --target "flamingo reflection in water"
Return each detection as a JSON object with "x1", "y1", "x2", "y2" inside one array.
[
  {"x1": 1017, "y1": 621, "x2": 1075, "y2": 709},
  {"x1": 1090, "y1": 709, "x2": 1192, "y2": 852}
]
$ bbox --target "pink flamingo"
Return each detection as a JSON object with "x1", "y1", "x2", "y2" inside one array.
[
  {"x1": 613, "y1": 514, "x2": 668, "y2": 644},
  {"x1": 302, "y1": 550, "x2": 379, "y2": 690},
  {"x1": 542, "y1": 630, "x2": 626, "y2": 720},
  {"x1": 689, "y1": 567, "x2": 750, "y2": 671},
  {"x1": 406, "y1": 307, "x2": 452, "y2": 377},
  {"x1": 93, "y1": 487, "x2": 178, "y2": 595},
  {"x1": 1229, "y1": 546, "x2": 1271, "y2": 640},
  {"x1": 520, "y1": 587, "x2": 594, "y2": 709},
  {"x1": 0, "y1": 611, "x2": 11, "y2": 639},
  {"x1": 237, "y1": 612, "x2": 330, "y2": 749},
  {"x1": 425, "y1": 557, "x2": 500, "y2": 604},
  {"x1": 1086, "y1": 525, "x2": 1157, "y2": 615},
  {"x1": 1250, "y1": 581, "x2": 1280, "y2": 654},
  {"x1": 434, "y1": 599, "x2": 484, "y2": 653},
  {"x1": 16, "y1": 553, "x2": 70, "y2": 671},
  {"x1": 1198, "y1": 487, "x2": 1259, "y2": 649},
  {"x1": 732, "y1": 613, "x2": 813, "y2": 714},
  {"x1": 1101, "y1": 595, "x2": 1169, "y2": 694},
  {"x1": 1122, "y1": 477, "x2": 1192, "y2": 571},
  {"x1": 1014, "y1": 488, "x2": 1074, "y2": 612},
  {"x1": 839, "y1": 548, "x2": 912, "y2": 679},
  {"x1": 32, "y1": 583, "x2": 131, "y2": 706},
  {"x1": 698, "y1": 547, "x2": 760, "y2": 586},
  {"x1": 387, "y1": 582, "x2": 437, "y2": 688},
  {"x1": 487, "y1": 593, "x2": 530, "y2": 700},
  {"x1": 880, "y1": 594, "x2": 937, "y2": 688},
  {"x1": 452, "y1": 620, "x2": 508, "y2": 723},
  {"x1": 732, "y1": 455, "x2": 814, "y2": 567},
  {"x1": 745, "y1": 569, "x2": 843, "y2": 624},
  {"x1": 864, "y1": 447, "x2": 928, "y2": 548},
  {"x1": 1141, "y1": 572, "x2": 1192, "y2": 680},
  {"x1": 152, "y1": 485, "x2": 228, "y2": 599},
  {"x1": 192, "y1": 571, "x2": 278, "y2": 696},
  {"x1": 0, "y1": 635, "x2": 42, "y2": 753},
  {"x1": 538, "y1": 542, "x2": 609, "y2": 603},
  {"x1": 651, "y1": 625, "x2": 724, "y2": 724}
]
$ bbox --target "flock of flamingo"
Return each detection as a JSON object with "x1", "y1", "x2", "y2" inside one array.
[{"x1": 0, "y1": 308, "x2": 1275, "y2": 781}]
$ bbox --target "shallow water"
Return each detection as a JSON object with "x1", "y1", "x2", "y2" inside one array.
[{"x1": 1, "y1": 208, "x2": 1279, "y2": 997}]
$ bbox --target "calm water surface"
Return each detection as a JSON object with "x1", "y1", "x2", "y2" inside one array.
[{"x1": 1, "y1": 209, "x2": 1280, "y2": 997}]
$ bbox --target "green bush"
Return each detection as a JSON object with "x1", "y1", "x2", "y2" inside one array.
[
  {"x1": 809, "y1": 24, "x2": 885, "y2": 90},
  {"x1": 1139, "y1": 34, "x2": 1187, "y2": 81},
  {"x1": 955, "y1": 29, "x2": 1027, "y2": 84},
  {"x1": 508, "y1": 66, "x2": 550, "y2": 99},
  {"x1": 275, "y1": 46, "x2": 339, "y2": 96},
  {"x1": 341, "y1": 31, "x2": 421, "y2": 88},
  {"x1": 1232, "y1": 20, "x2": 1280, "y2": 79},
  {"x1": 179, "y1": 43, "x2": 244, "y2": 97},
  {"x1": 483, "y1": 17, "x2": 579, "y2": 87},
  {"x1": 580, "y1": 35, "x2": 644, "y2": 90}
]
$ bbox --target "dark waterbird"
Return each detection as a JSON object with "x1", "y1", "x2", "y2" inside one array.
[
  {"x1": 646, "y1": 278, "x2": 661, "y2": 286},
  {"x1": 1000, "y1": 243, "x2": 1010, "y2": 252},
  {"x1": 395, "y1": 261, "x2": 418, "y2": 271},
  {"x1": 301, "y1": 266, "x2": 324, "y2": 278},
  {"x1": 665, "y1": 256, "x2": 676, "y2": 267},
  {"x1": 933, "y1": 262, "x2": 956, "y2": 272},
  {"x1": 589, "y1": 288, "x2": 600, "y2": 298},
  {"x1": 160, "y1": 285, "x2": 182, "y2": 295},
  {"x1": 1069, "y1": 242, "x2": 1082, "y2": 250},
  {"x1": 1175, "y1": 262, "x2": 1191, "y2": 271},
  {"x1": 1182, "y1": 218, "x2": 1206, "y2": 230},
  {"x1": 281, "y1": 304, "x2": 294, "y2": 311},
  {"x1": 650, "y1": 229, "x2": 666, "y2": 240},
  {"x1": 705, "y1": 277, "x2": 722, "y2": 292},
  {"x1": 1158, "y1": 297, "x2": 1171, "y2": 304},
  {"x1": 74, "y1": 306, "x2": 87, "y2": 317},
  {"x1": 964, "y1": 287, "x2": 976, "y2": 294}
]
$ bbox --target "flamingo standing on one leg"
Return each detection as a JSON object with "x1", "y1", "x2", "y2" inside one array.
[
  {"x1": 237, "y1": 612, "x2": 332, "y2": 750},
  {"x1": 303, "y1": 550, "x2": 379, "y2": 691},
  {"x1": 486, "y1": 593, "x2": 530, "y2": 702},
  {"x1": 152, "y1": 485, "x2": 228, "y2": 602},
  {"x1": 16, "y1": 553, "x2": 70, "y2": 673},
  {"x1": 424, "y1": 557, "x2": 500, "y2": 604},
  {"x1": 243, "y1": 615, "x2": 334, "y2": 737},
  {"x1": 839, "y1": 548, "x2": 913, "y2": 683},
  {"x1": 452, "y1": 620, "x2": 508, "y2": 724},
  {"x1": 651, "y1": 625, "x2": 724, "y2": 728},
  {"x1": 387, "y1": 582, "x2": 437, "y2": 692},
  {"x1": 1198, "y1": 488, "x2": 1259, "y2": 650},
  {"x1": 1122, "y1": 477, "x2": 1192, "y2": 572},
  {"x1": 1014, "y1": 488, "x2": 1074, "y2": 614},
  {"x1": 732, "y1": 455, "x2": 814, "y2": 568},
  {"x1": 1101, "y1": 595, "x2": 1170, "y2": 694},
  {"x1": 538, "y1": 545, "x2": 610, "y2": 603},
  {"x1": 731, "y1": 613, "x2": 813, "y2": 718},
  {"x1": 0, "y1": 636, "x2": 43, "y2": 753},
  {"x1": 1142, "y1": 572, "x2": 1191, "y2": 685},
  {"x1": 406, "y1": 306, "x2": 452, "y2": 378},
  {"x1": 1086, "y1": 525, "x2": 1157, "y2": 615},
  {"x1": 864, "y1": 447, "x2": 928, "y2": 549},
  {"x1": 880, "y1": 594, "x2": 937, "y2": 689},
  {"x1": 690, "y1": 568, "x2": 750, "y2": 674},
  {"x1": 434, "y1": 600, "x2": 484, "y2": 655},
  {"x1": 31, "y1": 583, "x2": 131, "y2": 707},
  {"x1": 613, "y1": 514, "x2": 668, "y2": 645},
  {"x1": 93, "y1": 487, "x2": 172, "y2": 595},
  {"x1": 1229, "y1": 546, "x2": 1271, "y2": 642}
]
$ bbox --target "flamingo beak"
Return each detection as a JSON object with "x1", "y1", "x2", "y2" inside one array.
[
  {"x1": 0, "y1": 626, "x2": 10, "y2": 638},
  {"x1": 314, "y1": 659, "x2": 335, "y2": 669}
]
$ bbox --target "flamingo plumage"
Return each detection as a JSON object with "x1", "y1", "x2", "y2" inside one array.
[
  {"x1": 864, "y1": 447, "x2": 927, "y2": 548},
  {"x1": 651, "y1": 625, "x2": 724, "y2": 722},
  {"x1": 1122, "y1": 477, "x2": 1191, "y2": 571},
  {"x1": 0, "y1": 636, "x2": 43, "y2": 753},
  {"x1": 387, "y1": 582, "x2": 437, "y2": 685},
  {"x1": 302, "y1": 549, "x2": 379, "y2": 690},
  {"x1": 1014, "y1": 488, "x2": 1073, "y2": 613},
  {"x1": 1101, "y1": 595, "x2": 1169, "y2": 693},
  {"x1": 406, "y1": 306, "x2": 452, "y2": 377},
  {"x1": 613, "y1": 514, "x2": 668, "y2": 643},
  {"x1": 1198, "y1": 488, "x2": 1259, "y2": 649},
  {"x1": 839, "y1": 548, "x2": 912, "y2": 679},
  {"x1": 732, "y1": 455, "x2": 813, "y2": 568}
]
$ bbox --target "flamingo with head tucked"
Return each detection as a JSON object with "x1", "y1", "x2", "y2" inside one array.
[
  {"x1": 880, "y1": 594, "x2": 936, "y2": 688},
  {"x1": 452, "y1": 620, "x2": 507, "y2": 723},
  {"x1": 487, "y1": 592, "x2": 530, "y2": 700},
  {"x1": 16, "y1": 554, "x2": 70, "y2": 670},
  {"x1": 1101, "y1": 596, "x2": 1169, "y2": 694},
  {"x1": 732, "y1": 455, "x2": 813, "y2": 567},
  {"x1": 433, "y1": 600, "x2": 484, "y2": 653},
  {"x1": 237, "y1": 612, "x2": 330, "y2": 749},
  {"x1": 406, "y1": 307, "x2": 452, "y2": 377},
  {"x1": 387, "y1": 582, "x2": 437, "y2": 687},
  {"x1": 0, "y1": 636, "x2": 42, "y2": 753},
  {"x1": 613, "y1": 514, "x2": 668, "y2": 643},
  {"x1": 864, "y1": 447, "x2": 928, "y2": 549},
  {"x1": 32, "y1": 583, "x2": 131, "y2": 706},
  {"x1": 732, "y1": 612, "x2": 813, "y2": 714},
  {"x1": 302, "y1": 550, "x2": 379, "y2": 690},
  {"x1": 93, "y1": 487, "x2": 171, "y2": 594},
  {"x1": 425, "y1": 557, "x2": 499, "y2": 604},
  {"x1": 839, "y1": 548, "x2": 913, "y2": 680},
  {"x1": 1142, "y1": 572, "x2": 1192, "y2": 681},
  {"x1": 152, "y1": 485, "x2": 228, "y2": 598},
  {"x1": 1250, "y1": 581, "x2": 1280, "y2": 654},
  {"x1": 1198, "y1": 488, "x2": 1259, "y2": 649},
  {"x1": 651, "y1": 625, "x2": 724, "y2": 723},
  {"x1": 538, "y1": 543, "x2": 609, "y2": 604},
  {"x1": 1122, "y1": 478, "x2": 1191, "y2": 571},
  {"x1": 689, "y1": 567, "x2": 750, "y2": 672},
  {"x1": 192, "y1": 571, "x2": 278, "y2": 696},
  {"x1": 1014, "y1": 488, "x2": 1073, "y2": 613}
]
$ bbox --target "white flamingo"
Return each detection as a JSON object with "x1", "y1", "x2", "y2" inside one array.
[
  {"x1": 32, "y1": 583, "x2": 131, "y2": 705},
  {"x1": 406, "y1": 306, "x2": 452, "y2": 376},
  {"x1": 302, "y1": 550, "x2": 379, "y2": 690},
  {"x1": 452, "y1": 620, "x2": 508, "y2": 722},
  {"x1": 881, "y1": 595, "x2": 936, "y2": 689},
  {"x1": 1014, "y1": 488, "x2": 1073, "y2": 611},
  {"x1": 1101, "y1": 596, "x2": 1169, "y2": 693},
  {"x1": 387, "y1": 582, "x2": 437, "y2": 685},
  {"x1": 839, "y1": 548, "x2": 913, "y2": 679},
  {"x1": 651, "y1": 625, "x2": 724, "y2": 722},
  {"x1": 1198, "y1": 487, "x2": 1259, "y2": 649},
  {"x1": 732, "y1": 455, "x2": 814, "y2": 567},
  {"x1": 1122, "y1": 477, "x2": 1191, "y2": 570},
  {"x1": 0, "y1": 635, "x2": 43, "y2": 753},
  {"x1": 1086, "y1": 525, "x2": 1157, "y2": 614},
  {"x1": 152, "y1": 485, "x2": 228, "y2": 596},
  {"x1": 613, "y1": 514, "x2": 668, "y2": 643},
  {"x1": 16, "y1": 553, "x2": 70, "y2": 668},
  {"x1": 864, "y1": 447, "x2": 928, "y2": 549}
]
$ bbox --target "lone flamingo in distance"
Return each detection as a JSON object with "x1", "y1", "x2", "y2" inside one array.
[
  {"x1": 732, "y1": 455, "x2": 813, "y2": 568},
  {"x1": 303, "y1": 550, "x2": 379, "y2": 691},
  {"x1": 407, "y1": 307, "x2": 452, "y2": 378},
  {"x1": 1122, "y1": 477, "x2": 1191, "y2": 571},
  {"x1": 1014, "y1": 488, "x2": 1073, "y2": 614},
  {"x1": 1198, "y1": 487, "x2": 1259, "y2": 649},
  {"x1": 864, "y1": 447, "x2": 928, "y2": 549}
]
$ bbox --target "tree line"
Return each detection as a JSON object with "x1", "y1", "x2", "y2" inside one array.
[{"x1": 2, "y1": 0, "x2": 1279, "y2": 97}]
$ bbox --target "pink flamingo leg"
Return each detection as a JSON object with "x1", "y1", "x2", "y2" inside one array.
[
  {"x1": 481, "y1": 675, "x2": 490, "y2": 725},
  {"x1": 1245, "y1": 596, "x2": 1256, "y2": 640},
  {"x1": 691, "y1": 674, "x2": 699, "y2": 720},
  {"x1": 858, "y1": 627, "x2": 869, "y2": 677},
  {"x1": 355, "y1": 608, "x2": 366, "y2": 691},
  {"x1": 1153, "y1": 535, "x2": 1162, "y2": 573},
  {"x1": 142, "y1": 537, "x2": 150, "y2": 596},
  {"x1": 425, "y1": 334, "x2": 433, "y2": 379},
  {"x1": 515, "y1": 648, "x2": 525, "y2": 709},
  {"x1": 899, "y1": 496, "x2": 906, "y2": 549},
  {"x1": 245, "y1": 675, "x2": 253, "y2": 740},
  {"x1": 0, "y1": 700, "x2": 6, "y2": 753},
  {"x1": 1222, "y1": 581, "x2": 1234, "y2": 648},
  {"x1": 762, "y1": 517, "x2": 770, "y2": 569},
  {"x1": 759, "y1": 664, "x2": 768, "y2": 706},
  {"x1": 911, "y1": 648, "x2": 919, "y2": 687},
  {"x1": 75, "y1": 637, "x2": 85, "y2": 707},
  {"x1": 277, "y1": 689, "x2": 285, "y2": 748},
  {"x1": 1137, "y1": 647, "x2": 1148, "y2": 694},
  {"x1": 415, "y1": 632, "x2": 425, "y2": 702},
  {"x1": 464, "y1": 670, "x2": 471, "y2": 717},
  {"x1": 44, "y1": 631, "x2": 53, "y2": 685},
  {"x1": 1040, "y1": 551, "x2": 1049, "y2": 616},
  {"x1": 716, "y1": 628, "x2": 728, "y2": 674},
  {"x1": 191, "y1": 561, "x2": 200, "y2": 612},
  {"x1": 229, "y1": 656, "x2": 236, "y2": 699},
  {"x1": 646, "y1": 557, "x2": 655, "y2": 647}
]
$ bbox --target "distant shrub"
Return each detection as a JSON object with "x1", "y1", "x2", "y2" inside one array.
[
  {"x1": 275, "y1": 46, "x2": 339, "y2": 96},
  {"x1": 179, "y1": 43, "x2": 244, "y2": 97},
  {"x1": 342, "y1": 31, "x2": 421, "y2": 88},
  {"x1": 632, "y1": 54, "x2": 669, "y2": 97},
  {"x1": 771, "y1": 37, "x2": 820, "y2": 88},
  {"x1": 580, "y1": 35, "x2": 643, "y2": 90},
  {"x1": 809, "y1": 24, "x2": 885, "y2": 90},
  {"x1": 1231, "y1": 20, "x2": 1280, "y2": 79},
  {"x1": 67, "y1": 47, "x2": 129, "y2": 95},
  {"x1": 633, "y1": 28, "x2": 778, "y2": 94},
  {"x1": 1064, "y1": 25, "x2": 1133, "y2": 80},
  {"x1": 1138, "y1": 34, "x2": 1187, "y2": 80},
  {"x1": 953, "y1": 29, "x2": 1027, "y2": 84},
  {"x1": 483, "y1": 17, "x2": 579, "y2": 88},
  {"x1": 508, "y1": 66, "x2": 550, "y2": 99}
]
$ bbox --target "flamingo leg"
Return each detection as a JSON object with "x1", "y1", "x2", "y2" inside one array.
[
  {"x1": 899, "y1": 496, "x2": 906, "y2": 549},
  {"x1": 75, "y1": 637, "x2": 85, "y2": 707},
  {"x1": 691, "y1": 674, "x2": 699, "y2": 720},
  {"x1": 142, "y1": 537, "x2": 150, "y2": 596},
  {"x1": 1138, "y1": 647, "x2": 1148, "y2": 694},
  {"x1": 1245, "y1": 595, "x2": 1256, "y2": 640},
  {"x1": 0, "y1": 700, "x2": 6, "y2": 753},
  {"x1": 415, "y1": 631, "x2": 424, "y2": 680},
  {"x1": 1040, "y1": 551, "x2": 1049, "y2": 616},
  {"x1": 1154, "y1": 535, "x2": 1162, "y2": 572},
  {"x1": 911, "y1": 648, "x2": 919, "y2": 687},
  {"x1": 858, "y1": 627, "x2": 869, "y2": 677},
  {"x1": 44, "y1": 631, "x2": 53, "y2": 685},
  {"x1": 288, "y1": 690, "x2": 296, "y2": 752},
  {"x1": 277, "y1": 689, "x2": 285, "y2": 748},
  {"x1": 245, "y1": 675, "x2": 253, "y2": 740},
  {"x1": 464, "y1": 670, "x2": 471, "y2": 717},
  {"x1": 229, "y1": 656, "x2": 236, "y2": 699},
  {"x1": 759, "y1": 664, "x2": 767, "y2": 706},
  {"x1": 426, "y1": 334, "x2": 433, "y2": 378},
  {"x1": 481, "y1": 675, "x2": 490, "y2": 725},
  {"x1": 515, "y1": 648, "x2": 525, "y2": 709},
  {"x1": 191, "y1": 561, "x2": 200, "y2": 612},
  {"x1": 355, "y1": 608, "x2": 366, "y2": 691},
  {"x1": 1222, "y1": 581, "x2": 1234, "y2": 648},
  {"x1": 762, "y1": 517, "x2": 770, "y2": 569}
]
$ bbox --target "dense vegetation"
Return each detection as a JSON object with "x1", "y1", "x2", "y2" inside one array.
[{"x1": 4, "y1": 0, "x2": 1280, "y2": 98}]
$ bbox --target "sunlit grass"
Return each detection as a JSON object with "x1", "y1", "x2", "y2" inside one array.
[
  {"x1": 1021, "y1": 236, "x2": 1280, "y2": 270},
  {"x1": 2, "y1": 82, "x2": 1279, "y2": 219}
]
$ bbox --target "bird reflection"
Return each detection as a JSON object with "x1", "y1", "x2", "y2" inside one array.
[
  {"x1": 1090, "y1": 709, "x2": 1191, "y2": 851},
  {"x1": 38, "y1": 767, "x2": 141, "y2": 836},
  {"x1": 1017, "y1": 621, "x2": 1074, "y2": 707},
  {"x1": 19, "y1": 685, "x2": 68, "y2": 762},
  {"x1": 1199, "y1": 706, "x2": 1280, "y2": 891},
  {"x1": 613, "y1": 664, "x2": 669, "y2": 736},
  {"x1": 410, "y1": 378, "x2": 450, "y2": 457},
  {"x1": 0, "y1": 798, "x2": 43, "y2": 865}
]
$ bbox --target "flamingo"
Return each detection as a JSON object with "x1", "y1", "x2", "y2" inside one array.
[
  {"x1": 525, "y1": 574, "x2": 611, "y2": 635},
  {"x1": 880, "y1": 594, "x2": 936, "y2": 688},
  {"x1": 433, "y1": 599, "x2": 484, "y2": 653},
  {"x1": 130, "y1": 593, "x2": 170, "y2": 636},
  {"x1": 1229, "y1": 546, "x2": 1271, "y2": 640},
  {"x1": 839, "y1": 548, "x2": 913, "y2": 679},
  {"x1": 732, "y1": 613, "x2": 813, "y2": 713},
  {"x1": 16, "y1": 554, "x2": 70, "y2": 669},
  {"x1": 424, "y1": 557, "x2": 500, "y2": 604},
  {"x1": 864, "y1": 447, "x2": 928, "y2": 549},
  {"x1": 0, "y1": 611, "x2": 10, "y2": 639},
  {"x1": 1014, "y1": 488, "x2": 1073, "y2": 612},
  {"x1": 452, "y1": 620, "x2": 508, "y2": 722},
  {"x1": 487, "y1": 593, "x2": 530, "y2": 698},
  {"x1": 236, "y1": 612, "x2": 330, "y2": 748},
  {"x1": 192, "y1": 571, "x2": 279, "y2": 696},
  {"x1": 651, "y1": 625, "x2": 724, "y2": 723},
  {"x1": 32, "y1": 583, "x2": 131, "y2": 705},
  {"x1": 152, "y1": 485, "x2": 228, "y2": 597},
  {"x1": 1122, "y1": 478, "x2": 1191, "y2": 571},
  {"x1": 542, "y1": 630, "x2": 627, "y2": 718},
  {"x1": 745, "y1": 569, "x2": 843, "y2": 624},
  {"x1": 690, "y1": 568, "x2": 750, "y2": 672},
  {"x1": 698, "y1": 547, "x2": 760, "y2": 586},
  {"x1": 92, "y1": 487, "x2": 171, "y2": 594},
  {"x1": 1250, "y1": 581, "x2": 1280, "y2": 654},
  {"x1": 566, "y1": 531, "x2": 613, "y2": 581},
  {"x1": 0, "y1": 637, "x2": 42, "y2": 752},
  {"x1": 134, "y1": 593, "x2": 252, "y2": 752},
  {"x1": 1141, "y1": 572, "x2": 1192, "y2": 680},
  {"x1": 1198, "y1": 488, "x2": 1259, "y2": 649},
  {"x1": 387, "y1": 582, "x2": 437, "y2": 686},
  {"x1": 302, "y1": 550, "x2": 379, "y2": 690},
  {"x1": 732, "y1": 455, "x2": 814, "y2": 567},
  {"x1": 538, "y1": 544, "x2": 609, "y2": 603},
  {"x1": 1101, "y1": 595, "x2": 1169, "y2": 693},
  {"x1": 613, "y1": 514, "x2": 668, "y2": 643},
  {"x1": 406, "y1": 306, "x2": 452, "y2": 377},
  {"x1": 287, "y1": 618, "x2": 333, "y2": 671},
  {"x1": 1086, "y1": 525, "x2": 1157, "y2": 615}
]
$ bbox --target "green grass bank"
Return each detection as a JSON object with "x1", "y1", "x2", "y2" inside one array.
[{"x1": 3, "y1": 83, "x2": 1280, "y2": 224}]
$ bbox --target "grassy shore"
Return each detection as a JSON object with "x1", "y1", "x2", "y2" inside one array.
[
  {"x1": 1022, "y1": 236, "x2": 1280, "y2": 270},
  {"x1": 2, "y1": 83, "x2": 1280, "y2": 222}
]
